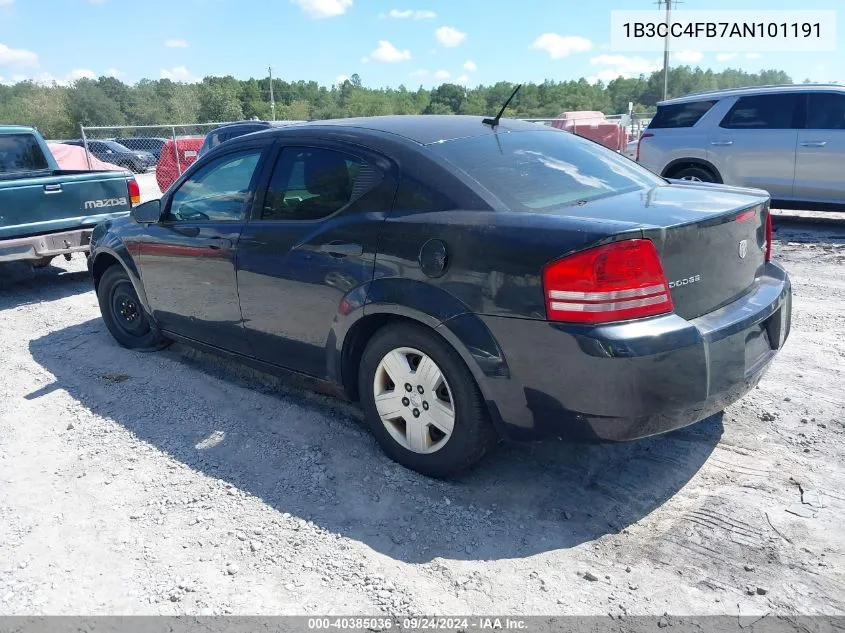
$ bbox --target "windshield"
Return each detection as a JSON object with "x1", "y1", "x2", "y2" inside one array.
[
  {"x1": 428, "y1": 129, "x2": 665, "y2": 212},
  {"x1": 103, "y1": 140, "x2": 132, "y2": 152},
  {"x1": 0, "y1": 134, "x2": 49, "y2": 175}
]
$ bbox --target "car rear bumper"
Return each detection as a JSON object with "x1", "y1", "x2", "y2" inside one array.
[
  {"x1": 0, "y1": 228, "x2": 93, "y2": 263},
  {"x1": 475, "y1": 262, "x2": 792, "y2": 442}
]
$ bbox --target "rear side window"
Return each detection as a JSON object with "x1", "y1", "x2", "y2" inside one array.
[
  {"x1": 0, "y1": 134, "x2": 49, "y2": 174},
  {"x1": 649, "y1": 100, "x2": 716, "y2": 128},
  {"x1": 806, "y1": 92, "x2": 845, "y2": 130},
  {"x1": 429, "y1": 130, "x2": 665, "y2": 212},
  {"x1": 262, "y1": 147, "x2": 382, "y2": 221},
  {"x1": 720, "y1": 94, "x2": 799, "y2": 129}
]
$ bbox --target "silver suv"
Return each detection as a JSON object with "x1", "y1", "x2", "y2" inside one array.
[{"x1": 637, "y1": 84, "x2": 845, "y2": 205}]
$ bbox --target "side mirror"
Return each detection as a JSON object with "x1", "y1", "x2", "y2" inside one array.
[{"x1": 131, "y1": 199, "x2": 162, "y2": 224}]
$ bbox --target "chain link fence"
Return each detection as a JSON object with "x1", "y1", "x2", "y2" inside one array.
[{"x1": 78, "y1": 123, "x2": 234, "y2": 201}]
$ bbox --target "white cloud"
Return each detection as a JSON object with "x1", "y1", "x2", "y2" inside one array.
[
  {"x1": 456, "y1": 74, "x2": 469, "y2": 84},
  {"x1": 435, "y1": 26, "x2": 466, "y2": 48},
  {"x1": 69, "y1": 68, "x2": 96, "y2": 80},
  {"x1": 104, "y1": 67, "x2": 122, "y2": 78},
  {"x1": 0, "y1": 0, "x2": 15, "y2": 6},
  {"x1": 716, "y1": 52, "x2": 737, "y2": 62},
  {"x1": 409, "y1": 69, "x2": 429, "y2": 78},
  {"x1": 0, "y1": 42, "x2": 39, "y2": 68},
  {"x1": 587, "y1": 54, "x2": 662, "y2": 83},
  {"x1": 746, "y1": 52, "x2": 764, "y2": 60},
  {"x1": 433, "y1": 69, "x2": 450, "y2": 80},
  {"x1": 530, "y1": 33, "x2": 592, "y2": 60},
  {"x1": 368, "y1": 40, "x2": 411, "y2": 63},
  {"x1": 160, "y1": 66, "x2": 198, "y2": 82},
  {"x1": 335, "y1": 74, "x2": 349, "y2": 84},
  {"x1": 360, "y1": 56, "x2": 370, "y2": 63},
  {"x1": 292, "y1": 0, "x2": 352, "y2": 19},
  {"x1": 165, "y1": 39, "x2": 188, "y2": 48},
  {"x1": 384, "y1": 8, "x2": 436, "y2": 19},
  {"x1": 463, "y1": 60, "x2": 477, "y2": 71},
  {"x1": 672, "y1": 50, "x2": 703, "y2": 64}
]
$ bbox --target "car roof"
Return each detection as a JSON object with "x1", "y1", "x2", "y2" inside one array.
[
  {"x1": 659, "y1": 83, "x2": 845, "y2": 106},
  {"x1": 266, "y1": 115, "x2": 548, "y2": 146}
]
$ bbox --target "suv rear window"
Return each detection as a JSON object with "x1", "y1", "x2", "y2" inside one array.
[
  {"x1": 429, "y1": 130, "x2": 664, "y2": 211},
  {"x1": 649, "y1": 100, "x2": 716, "y2": 128},
  {"x1": 0, "y1": 134, "x2": 49, "y2": 175}
]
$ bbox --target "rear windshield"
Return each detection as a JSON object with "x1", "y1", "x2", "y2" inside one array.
[
  {"x1": 0, "y1": 134, "x2": 49, "y2": 175},
  {"x1": 428, "y1": 130, "x2": 664, "y2": 212},
  {"x1": 649, "y1": 100, "x2": 716, "y2": 128}
]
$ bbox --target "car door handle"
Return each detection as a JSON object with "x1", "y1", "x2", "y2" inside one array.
[
  {"x1": 320, "y1": 242, "x2": 363, "y2": 258},
  {"x1": 43, "y1": 184, "x2": 62, "y2": 194},
  {"x1": 201, "y1": 237, "x2": 233, "y2": 250},
  {"x1": 800, "y1": 141, "x2": 827, "y2": 147},
  {"x1": 710, "y1": 140, "x2": 734, "y2": 146}
]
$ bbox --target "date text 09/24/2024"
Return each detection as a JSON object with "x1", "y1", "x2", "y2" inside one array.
[{"x1": 307, "y1": 617, "x2": 528, "y2": 630}]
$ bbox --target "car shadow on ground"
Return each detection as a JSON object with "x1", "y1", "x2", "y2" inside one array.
[
  {"x1": 29, "y1": 319, "x2": 723, "y2": 564},
  {"x1": 0, "y1": 260, "x2": 91, "y2": 309}
]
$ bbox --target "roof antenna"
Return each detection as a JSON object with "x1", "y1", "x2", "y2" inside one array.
[{"x1": 482, "y1": 83, "x2": 522, "y2": 128}]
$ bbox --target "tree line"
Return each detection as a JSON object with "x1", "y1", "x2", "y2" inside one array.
[{"x1": 0, "y1": 66, "x2": 793, "y2": 140}]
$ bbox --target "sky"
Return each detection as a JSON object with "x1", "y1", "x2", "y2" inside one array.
[{"x1": 0, "y1": 0, "x2": 840, "y2": 88}]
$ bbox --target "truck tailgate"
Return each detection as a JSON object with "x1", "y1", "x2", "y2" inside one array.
[{"x1": 0, "y1": 170, "x2": 134, "y2": 239}]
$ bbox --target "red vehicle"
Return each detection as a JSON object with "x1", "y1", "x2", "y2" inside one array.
[
  {"x1": 155, "y1": 137, "x2": 203, "y2": 193},
  {"x1": 551, "y1": 111, "x2": 629, "y2": 152}
]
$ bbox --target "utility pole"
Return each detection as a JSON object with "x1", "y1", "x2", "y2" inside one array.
[
  {"x1": 657, "y1": 0, "x2": 678, "y2": 100},
  {"x1": 268, "y1": 65, "x2": 276, "y2": 121}
]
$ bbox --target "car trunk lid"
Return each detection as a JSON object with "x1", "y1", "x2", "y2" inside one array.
[{"x1": 547, "y1": 182, "x2": 771, "y2": 320}]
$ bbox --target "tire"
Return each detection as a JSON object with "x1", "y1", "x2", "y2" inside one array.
[
  {"x1": 96, "y1": 265, "x2": 169, "y2": 351},
  {"x1": 358, "y1": 323, "x2": 497, "y2": 478},
  {"x1": 671, "y1": 165, "x2": 717, "y2": 183}
]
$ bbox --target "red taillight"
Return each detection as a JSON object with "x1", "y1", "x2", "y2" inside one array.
[
  {"x1": 542, "y1": 239, "x2": 674, "y2": 324},
  {"x1": 635, "y1": 132, "x2": 654, "y2": 162},
  {"x1": 128, "y1": 178, "x2": 141, "y2": 206},
  {"x1": 765, "y1": 209, "x2": 773, "y2": 262}
]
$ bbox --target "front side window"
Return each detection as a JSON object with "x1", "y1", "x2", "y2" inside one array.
[
  {"x1": 261, "y1": 146, "x2": 381, "y2": 221},
  {"x1": 720, "y1": 94, "x2": 799, "y2": 129},
  {"x1": 168, "y1": 150, "x2": 261, "y2": 222},
  {"x1": 0, "y1": 134, "x2": 49, "y2": 175},
  {"x1": 806, "y1": 92, "x2": 845, "y2": 130},
  {"x1": 649, "y1": 100, "x2": 716, "y2": 129},
  {"x1": 429, "y1": 130, "x2": 664, "y2": 212}
]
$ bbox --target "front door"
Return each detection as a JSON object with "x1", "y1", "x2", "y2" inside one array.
[
  {"x1": 794, "y1": 91, "x2": 845, "y2": 204},
  {"x1": 136, "y1": 147, "x2": 264, "y2": 353},
  {"x1": 237, "y1": 142, "x2": 394, "y2": 378}
]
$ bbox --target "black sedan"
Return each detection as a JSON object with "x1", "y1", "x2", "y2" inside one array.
[
  {"x1": 87, "y1": 115, "x2": 792, "y2": 477},
  {"x1": 63, "y1": 139, "x2": 156, "y2": 173}
]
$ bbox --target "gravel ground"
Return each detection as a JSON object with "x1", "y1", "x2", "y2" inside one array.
[{"x1": 0, "y1": 219, "x2": 843, "y2": 617}]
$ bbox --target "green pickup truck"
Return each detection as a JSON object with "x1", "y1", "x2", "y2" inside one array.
[{"x1": 0, "y1": 124, "x2": 140, "y2": 267}]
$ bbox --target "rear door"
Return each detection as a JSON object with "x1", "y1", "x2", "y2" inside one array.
[
  {"x1": 794, "y1": 92, "x2": 845, "y2": 203},
  {"x1": 236, "y1": 140, "x2": 395, "y2": 378},
  {"x1": 709, "y1": 92, "x2": 800, "y2": 198},
  {"x1": 135, "y1": 145, "x2": 266, "y2": 353}
]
